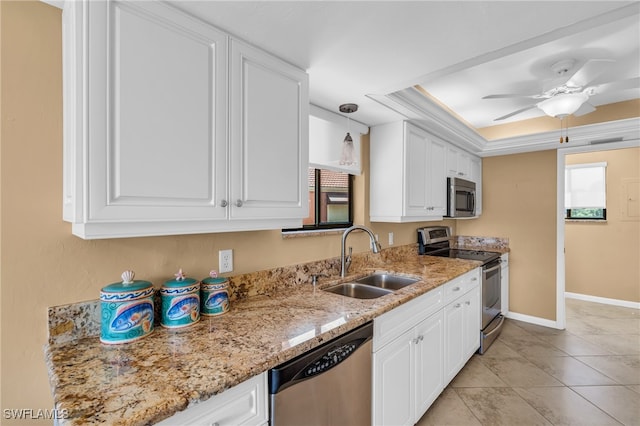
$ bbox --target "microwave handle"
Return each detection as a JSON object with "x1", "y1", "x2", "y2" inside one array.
[{"x1": 471, "y1": 190, "x2": 476, "y2": 213}]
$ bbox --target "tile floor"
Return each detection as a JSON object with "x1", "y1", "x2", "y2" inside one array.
[{"x1": 417, "y1": 298, "x2": 640, "y2": 425}]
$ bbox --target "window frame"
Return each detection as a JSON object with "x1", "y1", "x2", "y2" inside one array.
[
  {"x1": 564, "y1": 162, "x2": 607, "y2": 221},
  {"x1": 283, "y1": 168, "x2": 354, "y2": 232}
]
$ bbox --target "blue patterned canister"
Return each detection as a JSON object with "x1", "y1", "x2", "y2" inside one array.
[
  {"x1": 160, "y1": 269, "x2": 200, "y2": 329},
  {"x1": 201, "y1": 270, "x2": 230, "y2": 316},
  {"x1": 100, "y1": 270, "x2": 155, "y2": 344}
]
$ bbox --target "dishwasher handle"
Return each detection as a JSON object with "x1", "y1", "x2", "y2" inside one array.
[{"x1": 269, "y1": 322, "x2": 373, "y2": 394}]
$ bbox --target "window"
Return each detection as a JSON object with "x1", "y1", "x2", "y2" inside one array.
[
  {"x1": 565, "y1": 162, "x2": 607, "y2": 220},
  {"x1": 284, "y1": 168, "x2": 353, "y2": 231}
]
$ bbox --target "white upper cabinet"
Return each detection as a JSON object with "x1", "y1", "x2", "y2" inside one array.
[
  {"x1": 229, "y1": 39, "x2": 308, "y2": 221},
  {"x1": 370, "y1": 121, "x2": 447, "y2": 222},
  {"x1": 447, "y1": 145, "x2": 471, "y2": 178},
  {"x1": 63, "y1": 0, "x2": 308, "y2": 238}
]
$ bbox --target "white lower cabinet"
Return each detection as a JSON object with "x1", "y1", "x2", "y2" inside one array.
[
  {"x1": 373, "y1": 268, "x2": 480, "y2": 426},
  {"x1": 373, "y1": 327, "x2": 414, "y2": 426},
  {"x1": 157, "y1": 373, "x2": 268, "y2": 426},
  {"x1": 444, "y1": 284, "x2": 480, "y2": 383},
  {"x1": 413, "y1": 310, "x2": 445, "y2": 420}
]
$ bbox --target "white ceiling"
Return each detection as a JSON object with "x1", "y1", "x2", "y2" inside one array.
[{"x1": 169, "y1": 1, "x2": 639, "y2": 129}]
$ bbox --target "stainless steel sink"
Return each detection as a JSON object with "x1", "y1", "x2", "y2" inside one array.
[
  {"x1": 323, "y1": 283, "x2": 393, "y2": 299},
  {"x1": 354, "y1": 273, "x2": 420, "y2": 290}
]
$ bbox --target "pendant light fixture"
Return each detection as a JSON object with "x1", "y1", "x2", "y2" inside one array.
[{"x1": 338, "y1": 103, "x2": 358, "y2": 166}]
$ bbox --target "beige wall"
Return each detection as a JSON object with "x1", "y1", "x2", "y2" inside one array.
[
  {"x1": 0, "y1": 1, "x2": 456, "y2": 417},
  {"x1": 565, "y1": 147, "x2": 640, "y2": 302},
  {"x1": 457, "y1": 150, "x2": 558, "y2": 321}
]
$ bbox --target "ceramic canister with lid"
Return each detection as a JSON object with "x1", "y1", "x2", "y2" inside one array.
[
  {"x1": 100, "y1": 270, "x2": 155, "y2": 344},
  {"x1": 160, "y1": 269, "x2": 200, "y2": 328},
  {"x1": 200, "y1": 270, "x2": 230, "y2": 316}
]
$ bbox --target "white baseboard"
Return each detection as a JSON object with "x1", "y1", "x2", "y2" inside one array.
[
  {"x1": 565, "y1": 292, "x2": 640, "y2": 310},
  {"x1": 505, "y1": 311, "x2": 561, "y2": 330}
]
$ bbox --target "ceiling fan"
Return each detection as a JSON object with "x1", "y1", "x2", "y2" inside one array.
[{"x1": 483, "y1": 58, "x2": 639, "y2": 121}]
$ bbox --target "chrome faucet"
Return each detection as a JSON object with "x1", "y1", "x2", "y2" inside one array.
[{"x1": 341, "y1": 225, "x2": 381, "y2": 278}]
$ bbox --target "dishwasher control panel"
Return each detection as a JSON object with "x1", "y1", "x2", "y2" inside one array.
[{"x1": 303, "y1": 342, "x2": 357, "y2": 377}]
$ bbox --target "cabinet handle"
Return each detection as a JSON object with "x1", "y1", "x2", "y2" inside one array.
[
  {"x1": 220, "y1": 200, "x2": 228, "y2": 207},
  {"x1": 471, "y1": 277, "x2": 477, "y2": 281},
  {"x1": 210, "y1": 423, "x2": 219, "y2": 426},
  {"x1": 454, "y1": 303, "x2": 461, "y2": 308},
  {"x1": 465, "y1": 301, "x2": 471, "y2": 305},
  {"x1": 418, "y1": 335, "x2": 424, "y2": 342},
  {"x1": 236, "y1": 199, "x2": 243, "y2": 207},
  {"x1": 458, "y1": 172, "x2": 464, "y2": 176},
  {"x1": 452, "y1": 286, "x2": 461, "y2": 292}
]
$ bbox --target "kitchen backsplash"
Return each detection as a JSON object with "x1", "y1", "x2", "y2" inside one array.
[
  {"x1": 47, "y1": 243, "x2": 419, "y2": 345},
  {"x1": 454, "y1": 235, "x2": 509, "y2": 251}
]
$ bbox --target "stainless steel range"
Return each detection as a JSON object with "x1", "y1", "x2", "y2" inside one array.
[{"x1": 418, "y1": 226, "x2": 504, "y2": 354}]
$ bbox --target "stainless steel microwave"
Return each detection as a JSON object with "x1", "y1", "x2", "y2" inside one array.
[{"x1": 446, "y1": 177, "x2": 476, "y2": 217}]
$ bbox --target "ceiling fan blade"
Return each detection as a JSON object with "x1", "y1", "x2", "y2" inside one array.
[
  {"x1": 573, "y1": 102, "x2": 596, "y2": 117},
  {"x1": 566, "y1": 59, "x2": 615, "y2": 88},
  {"x1": 494, "y1": 104, "x2": 538, "y2": 121},
  {"x1": 482, "y1": 93, "x2": 538, "y2": 99},
  {"x1": 591, "y1": 77, "x2": 640, "y2": 95}
]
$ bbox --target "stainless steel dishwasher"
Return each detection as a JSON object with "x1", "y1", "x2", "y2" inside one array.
[{"x1": 268, "y1": 322, "x2": 373, "y2": 426}]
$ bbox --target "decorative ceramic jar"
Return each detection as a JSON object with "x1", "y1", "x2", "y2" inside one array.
[
  {"x1": 160, "y1": 269, "x2": 200, "y2": 328},
  {"x1": 200, "y1": 270, "x2": 230, "y2": 316},
  {"x1": 100, "y1": 270, "x2": 155, "y2": 344}
]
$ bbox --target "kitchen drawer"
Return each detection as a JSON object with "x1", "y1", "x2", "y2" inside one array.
[
  {"x1": 157, "y1": 372, "x2": 268, "y2": 426},
  {"x1": 443, "y1": 268, "x2": 480, "y2": 305},
  {"x1": 374, "y1": 287, "x2": 442, "y2": 352}
]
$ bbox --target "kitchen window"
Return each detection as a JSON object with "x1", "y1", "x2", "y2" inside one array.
[
  {"x1": 284, "y1": 168, "x2": 353, "y2": 231},
  {"x1": 565, "y1": 162, "x2": 607, "y2": 220}
]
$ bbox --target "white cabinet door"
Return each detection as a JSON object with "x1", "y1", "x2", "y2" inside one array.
[
  {"x1": 447, "y1": 145, "x2": 470, "y2": 178},
  {"x1": 426, "y1": 136, "x2": 447, "y2": 216},
  {"x1": 414, "y1": 310, "x2": 444, "y2": 421},
  {"x1": 229, "y1": 39, "x2": 309, "y2": 221},
  {"x1": 64, "y1": 0, "x2": 229, "y2": 239},
  {"x1": 444, "y1": 297, "x2": 465, "y2": 383},
  {"x1": 373, "y1": 328, "x2": 414, "y2": 426},
  {"x1": 405, "y1": 124, "x2": 430, "y2": 216},
  {"x1": 463, "y1": 285, "x2": 481, "y2": 359}
]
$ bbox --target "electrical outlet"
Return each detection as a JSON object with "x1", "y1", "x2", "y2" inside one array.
[
  {"x1": 219, "y1": 249, "x2": 233, "y2": 273},
  {"x1": 388, "y1": 232, "x2": 394, "y2": 246}
]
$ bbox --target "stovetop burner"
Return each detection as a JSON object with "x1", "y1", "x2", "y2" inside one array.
[
  {"x1": 424, "y1": 247, "x2": 500, "y2": 264},
  {"x1": 417, "y1": 226, "x2": 500, "y2": 264}
]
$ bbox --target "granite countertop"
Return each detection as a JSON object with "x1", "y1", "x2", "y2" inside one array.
[{"x1": 45, "y1": 251, "x2": 489, "y2": 425}]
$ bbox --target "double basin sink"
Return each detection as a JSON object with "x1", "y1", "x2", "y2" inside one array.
[{"x1": 324, "y1": 273, "x2": 420, "y2": 299}]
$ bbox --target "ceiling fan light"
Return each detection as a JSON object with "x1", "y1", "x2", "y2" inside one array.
[{"x1": 538, "y1": 92, "x2": 589, "y2": 118}]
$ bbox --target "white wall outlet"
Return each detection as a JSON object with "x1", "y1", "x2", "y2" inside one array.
[
  {"x1": 219, "y1": 249, "x2": 233, "y2": 273},
  {"x1": 388, "y1": 232, "x2": 394, "y2": 246}
]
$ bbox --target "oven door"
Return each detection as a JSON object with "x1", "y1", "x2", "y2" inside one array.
[{"x1": 481, "y1": 260, "x2": 502, "y2": 329}]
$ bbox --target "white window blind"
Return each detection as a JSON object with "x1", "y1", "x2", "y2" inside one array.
[{"x1": 565, "y1": 162, "x2": 607, "y2": 209}]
